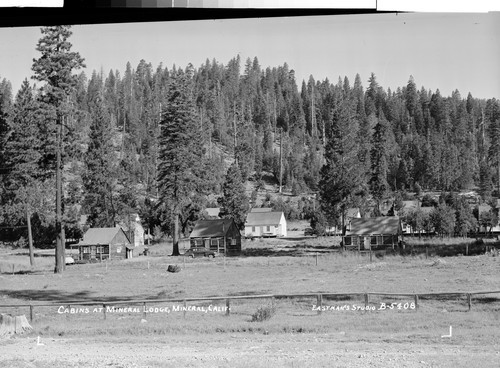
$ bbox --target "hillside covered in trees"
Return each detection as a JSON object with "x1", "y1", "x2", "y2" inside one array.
[{"x1": 1, "y1": 26, "x2": 499, "y2": 252}]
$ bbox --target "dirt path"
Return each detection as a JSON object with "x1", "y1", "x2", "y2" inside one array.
[{"x1": 2, "y1": 334, "x2": 499, "y2": 368}]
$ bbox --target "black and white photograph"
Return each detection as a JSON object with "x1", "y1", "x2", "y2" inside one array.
[{"x1": 0, "y1": 2, "x2": 499, "y2": 367}]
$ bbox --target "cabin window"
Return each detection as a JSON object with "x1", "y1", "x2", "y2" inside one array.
[
  {"x1": 266, "y1": 226, "x2": 271, "y2": 232},
  {"x1": 252, "y1": 226, "x2": 256, "y2": 232},
  {"x1": 231, "y1": 238, "x2": 237, "y2": 246},
  {"x1": 97, "y1": 246, "x2": 103, "y2": 253},
  {"x1": 371, "y1": 236, "x2": 378, "y2": 245},
  {"x1": 83, "y1": 247, "x2": 89, "y2": 254},
  {"x1": 210, "y1": 239, "x2": 219, "y2": 246},
  {"x1": 194, "y1": 239, "x2": 203, "y2": 247},
  {"x1": 383, "y1": 235, "x2": 393, "y2": 245},
  {"x1": 344, "y1": 236, "x2": 352, "y2": 246}
]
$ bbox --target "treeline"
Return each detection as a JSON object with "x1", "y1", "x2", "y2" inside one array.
[{"x1": 1, "y1": 26, "x2": 500, "y2": 247}]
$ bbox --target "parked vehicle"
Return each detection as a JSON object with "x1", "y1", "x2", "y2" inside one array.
[{"x1": 183, "y1": 248, "x2": 217, "y2": 258}]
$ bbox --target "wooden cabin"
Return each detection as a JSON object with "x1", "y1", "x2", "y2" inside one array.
[
  {"x1": 189, "y1": 219, "x2": 241, "y2": 256},
  {"x1": 76, "y1": 227, "x2": 133, "y2": 261},
  {"x1": 343, "y1": 217, "x2": 402, "y2": 250}
]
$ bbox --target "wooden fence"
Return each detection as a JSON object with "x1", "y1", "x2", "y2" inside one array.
[{"x1": 1, "y1": 290, "x2": 499, "y2": 322}]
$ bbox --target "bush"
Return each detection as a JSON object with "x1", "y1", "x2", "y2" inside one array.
[{"x1": 251, "y1": 304, "x2": 276, "y2": 322}]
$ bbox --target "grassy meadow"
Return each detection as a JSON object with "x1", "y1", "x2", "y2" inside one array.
[{"x1": 1, "y1": 236, "x2": 499, "y2": 345}]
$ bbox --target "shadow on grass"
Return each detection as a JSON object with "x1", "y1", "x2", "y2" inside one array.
[
  {"x1": 0, "y1": 289, "x2": 164, "y2": 303},
  {"x1": 0, "y1": 269, "x2": 46, "y2": 275},
  {"x1": 241, "y1": 245, "x2": 340, "y2": 257}
]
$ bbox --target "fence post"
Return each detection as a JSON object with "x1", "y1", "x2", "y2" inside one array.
[
  {"x1": 316, "y1": 294, "x2": 322, "y2": 314},
  {"x1": 183, "y1": 300, "x2": 187, "y2": 319},
  {"x1": 143, "y1": 302, "x2": 147, "y2": 319},
  {"x1": 103, "y1": 304, "x2": 106, "y2": 320},
  {"x1": 315, "y1": 253, "x2": 318, "y2": 266},
  {"x1": 467, "y1": 293, "x2": 472, "y2": 311},
  {"x1": 364, "y1": 293, "x2": 369, "y2": 309},
  {"x1": 29, "y1": 305, "x2": 34, "y2": 322},
  {"x1": 226, "y1": 298, "x2": 230, "y2": 316},
  {"x1": 414, "y1": 295, "x2": 419, "y2": 310}
]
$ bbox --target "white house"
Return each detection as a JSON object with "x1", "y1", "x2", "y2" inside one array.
[
  {"x1": 118, "y1": 213, "x2": 145, "y2": 248},
  {"x1": 245, "y1": 211, "x2": 287, "y2": 237}
]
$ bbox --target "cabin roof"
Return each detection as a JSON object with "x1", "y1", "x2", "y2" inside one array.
[
  {"x1": 190, "y1": 219, "x2": 235, "y2": 238},
  {"x1": 79, "y1": 227, "x2": 130, "y2": 245},
  {"x1": 348, "y1": 217, "x2": 402, "y2": 235}
]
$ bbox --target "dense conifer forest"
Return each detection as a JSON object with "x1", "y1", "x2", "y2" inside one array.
[{"x1": 1, "y1": 26, "x2": 499, "y2": 251}]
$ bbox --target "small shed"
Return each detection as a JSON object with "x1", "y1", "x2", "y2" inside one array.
[
  {"x1": 77, "y1": 227, "x2": 133, "y2": 261},
  {"x1": 204, "y1": 208, "x2": 221, "y2": 218},
  {"x1": 245, "y1": 211, "x2": 287, "y2": 237},
  {"x1": 343, "y1": 217, "x2": 402, "y2": 250},
  {"x1": 189, "y1": 219, "x2": 241, "y2": 256}
]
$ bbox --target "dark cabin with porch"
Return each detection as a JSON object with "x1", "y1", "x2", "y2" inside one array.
[
  {"x1": 343, "y1": 217, "x2": 402, "y2": 250},
  {"x1": 77, "y1": 227, "x2": 133, "y2": 261},
  {"x1": 189, "y1": 219, "x2": 241, "y2": 256}
]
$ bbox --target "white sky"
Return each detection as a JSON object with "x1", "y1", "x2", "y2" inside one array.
[{"x1": 0, "y1": 12, "x2": 499, "y2": 99}]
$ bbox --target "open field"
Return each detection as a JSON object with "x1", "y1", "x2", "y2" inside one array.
[{"x1": 1, "y1": 238, "x2": 500, "y2": 367}]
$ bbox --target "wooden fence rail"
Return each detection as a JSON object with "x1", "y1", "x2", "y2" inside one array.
[{"x1": 1, "y1": 290, "x2": 499, "y2": 322}]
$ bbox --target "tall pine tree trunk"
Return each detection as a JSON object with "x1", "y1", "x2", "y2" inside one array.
[
  {"x1": 55, "y1": 117, "x2": 64, "y2": 273},
  {"x1": 172, "y1": 211, "x2": 180, "y2": 256},
  {"x1": 26, "y1": 205, "x2": 34, "y2": 267}
]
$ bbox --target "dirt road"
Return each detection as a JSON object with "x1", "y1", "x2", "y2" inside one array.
[{"x1": 2, "y1": 333, "x2": 499, "y2": 368}]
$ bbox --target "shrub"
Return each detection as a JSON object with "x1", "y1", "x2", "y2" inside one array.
[{"x1": 251, "y1": 304, "x2": 276, "y2": 322}]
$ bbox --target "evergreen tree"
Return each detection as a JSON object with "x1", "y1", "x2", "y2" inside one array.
[
  {"x1": 369, "y1": 111, "x2": 390, "y2": 214},
  {"x1": 318, "y1": 101, "x2": 363, "y2": 234},
  {"x1": 157, "y1": 69, "x2": 206, "y2": 256},
  {"x1": 31, "y1": 25, "x2": 85, "y2": 273},
  {"x1": 82, "y1": 96, "x2": 117, "y2": 228},
  {"x1": 217, "y1": 162, "x2": 249, "y2": 229}
]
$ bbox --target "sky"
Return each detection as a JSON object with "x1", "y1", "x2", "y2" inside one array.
[{"x1": 0, "y1": 12, "x2": 499, "y2": 99}]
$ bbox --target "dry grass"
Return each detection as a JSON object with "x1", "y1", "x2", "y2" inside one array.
[{"x1": 1, "y1": 238, "x2": 499, "y2": 344}]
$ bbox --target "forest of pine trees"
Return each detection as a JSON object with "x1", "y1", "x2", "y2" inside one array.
[{"x1": 1, "y1": 26, "x2": 500, "y2": 249}]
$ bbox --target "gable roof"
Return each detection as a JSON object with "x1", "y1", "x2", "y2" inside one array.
[
  {"x1": 250, "y1": 207, "x2": 273, "y2": 213},
  {"x1": 80, "y1": 227, "x2": 130, "y2": 245},
  {"x1": 348, "y1": 217, "x2": 401, "y2": 235},
  {"x1": 246, "y1": 211, "x2": 284, "y2": 226},
  {"x1": 190, "y1": 219, "x2": 235, "y2": 238}
]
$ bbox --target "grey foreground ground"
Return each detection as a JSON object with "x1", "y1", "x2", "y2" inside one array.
[{"x1": 2, "y1": 333, "x2": 499, "y2": 368}]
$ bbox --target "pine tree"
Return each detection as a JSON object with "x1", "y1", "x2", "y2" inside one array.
[
  {"x1": 157, "y1": 69, "x2": 206, "y2": 256},
  {"x1": 318, "y1": 101, "x2": 363, "y2": 234},
  {"x1": 82, "y1": 95, "x2": 117, "y2": 228},
  {"x1": 369, "y1": 110, "x2": 390, "y2": 214},
  {"x1": 31, "y1": 25, "x2": 85, "y2": 273},
  {"x1": 217, "y1": 162, "x2": 249, "y2": 230}
]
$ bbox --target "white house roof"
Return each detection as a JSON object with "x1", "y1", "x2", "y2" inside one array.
[
  {"x1": 246, "y1": 211, "x2": 284, "y2": 226},
  {"x1": 250, "y1": 207, "x2": 273, "y2": 213}
]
